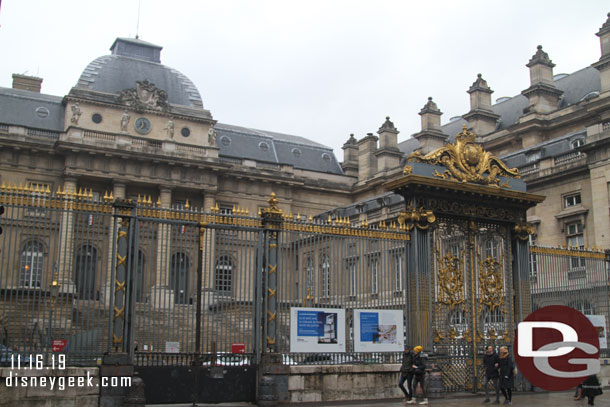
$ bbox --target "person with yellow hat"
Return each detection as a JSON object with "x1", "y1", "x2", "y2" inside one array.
[
  {"x1": 408, "y1": 345, "x2": 428, "y2": 405},
  {"x1": 498, "y1": 346, "x2": 515, "y2": 405}
]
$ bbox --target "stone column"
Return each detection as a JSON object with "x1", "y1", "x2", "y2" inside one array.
[
  {"x1": 201, "y1": 193, "x2": 216, "y2": 308},
  {"x1": 56, "y1": 178, "x2": 77, "y2": 294},
  {"x1": 151, "y1": 187, "x2": 173, "y2": 308}
]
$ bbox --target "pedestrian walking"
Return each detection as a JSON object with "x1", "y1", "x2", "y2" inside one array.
[
  {"x1": 399, "y1": 345, "x2": 414, "y2": 404},
  {"x1": 582, "y1": 374, "x2": 603, "y2": 406},
  {"x1": 482, "y1": 345, "x2": 500, "y2": 404},
  {"x1": 498, "y1": 346, "x2": 514, "y2": 405},
  {"x1": 409, "y1": 345, "x2": 428, "y2": 405}
]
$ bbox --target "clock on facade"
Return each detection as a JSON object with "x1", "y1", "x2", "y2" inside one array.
[{"x1": 134, "y1": 117, "x2": 152, "y2": 135}]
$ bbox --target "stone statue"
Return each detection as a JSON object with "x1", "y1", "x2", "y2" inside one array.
[
  {"x1": 164, "y1": 118, "x2": 175, "y2": 139},
  {"x1": 120, "y1": 110, "x2": 130, "y2": 132},
  {"x1": 70, "y1": 103, "x2": 82, "y2": 125},
  {"x1": 208, "y1": 127, "x2": 217, "y2": 146}
]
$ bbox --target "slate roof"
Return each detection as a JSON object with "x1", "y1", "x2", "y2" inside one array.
[
  {"x1": 76, "y1": 55, "x2": 204, "y2": 108},
  {"x1": 0, "y1": 86, "x2": 64, "y2": 131},
  {"x1": 398, "y1": 67, "x2": 601, "y2": 156},
  {"x1": 214, "y1": 123, "x2": 344, "y2": 175}
]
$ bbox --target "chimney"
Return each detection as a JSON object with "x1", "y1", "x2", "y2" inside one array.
[
  {"x1": 12, "y1": 74, "x2": 43, "y2": 93},
  {"x1": 341, "y1": 134, "x2": 359, "y2": 177},
  {"x1": 592, "y1": 13, "x2": 610, "y2": 94},
  {"x1": 462, "y1": 74, "x2": 500, "y2": 136},
  {"x1": 413, "y1": 97, "x2": 447, "y2": 154},
  {"x1": 357, "y1": 133, "x2": 378, "y2": 182},
  {"x1": 521, "y1": 46, "x2": 563, "y2": 113},
  {"x1": 375, "y1": 117, "x2": 402, "y2": 172}
]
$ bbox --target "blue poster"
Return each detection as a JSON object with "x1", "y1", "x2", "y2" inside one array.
[
  {"x1": 297, "y1": 311, "x2": 322, "y2": 336},
  {"x1": 360, "y1": 312, "x2": 379, "y2": 342}
]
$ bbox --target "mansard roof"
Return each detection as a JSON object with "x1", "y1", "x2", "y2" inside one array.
[
  {"x1": 214, "y1": 123, "x2": 344, "y2": 175},
  {"x1": 398, "y1": 66, "x2": 601, "y2": 155}
]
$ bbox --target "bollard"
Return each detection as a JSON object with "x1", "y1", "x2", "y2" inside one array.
[
  {"x1": 124, "y1": 376, "x2": 146, "y2": 407},
  {"x1": 426, "y1": 364, "x2": 444, "y2": 398}
]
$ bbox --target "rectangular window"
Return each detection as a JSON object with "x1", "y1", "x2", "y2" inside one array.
[
  {"x1": 394, "y1": 254, "x2": 403, "y2": 291},
  {"x1": 321, "y1": 254, "x2": 331, "y2": 298},
  {"x1": 219, "y1": 205, "x2": 233, "y2": 215},
  {"x1": 348, "y1": 261, "x2": 357, "y2": 296},
  {"x1": 564, "y1": 193, "x2": 582, "y2": 208},
  {"x1": 529, "y1": 234, "x2": 538, "y2": 281},
  {"x1": 26, "y1": 182, "x2": 51, "y2": 217},
  {"x1": 566, "y1": 221, "x2": 586, "y2": 269},
  {"x1": 370, "y1": 257, "x2": 379, "y2": 295}
]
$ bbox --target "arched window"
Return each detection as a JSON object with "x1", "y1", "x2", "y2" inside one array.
[
  {"x1": 484, "y1": 238, "x2": 498, "y2": 259},
  {"x1": 215, "y1": 256, "x2": 233, "y2": 294},
  {"x1": 170, "y1": 253, "x2": 189, "y2": 304},
  {"x1": 75, "y1": 245, "x2": 97, "y2": 299},
  {"x1": 305, "y1": 256, "x2": 314, "y2": 296},
  {"x1": 20, "y1": 240, "x2": 44, "y2": 288},
  {"x1": 320, "y1": 254, "x2": 330, "y2": 297}
]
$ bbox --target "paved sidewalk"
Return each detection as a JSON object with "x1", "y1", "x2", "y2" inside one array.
[{"x1": 151, "y1": 391, "x2": 610, "y2": 407}]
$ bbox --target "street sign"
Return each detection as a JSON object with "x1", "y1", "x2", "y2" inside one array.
[
  {"x1": 231, "y1": 342, "x2": 245, "y2": 354},
  {"x1": 52, "y1": 339, "x2": 68, "y2": 352}
]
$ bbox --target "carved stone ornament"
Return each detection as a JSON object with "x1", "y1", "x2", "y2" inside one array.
[
  {"x1": 408, "y1": 125, "x2": 520, "y2": 186},
  {"x1": 120, "y1": 80, "x2": 169, "y2": 112}
]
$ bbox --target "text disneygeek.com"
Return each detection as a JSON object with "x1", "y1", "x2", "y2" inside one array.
[{"x1": 5, "y1": 372, "x2": 132, "y2": 391}]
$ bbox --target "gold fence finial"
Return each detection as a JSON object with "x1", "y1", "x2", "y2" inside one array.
[{"x1": 185, "y1": 199, "x2": 190, "y2": 210}]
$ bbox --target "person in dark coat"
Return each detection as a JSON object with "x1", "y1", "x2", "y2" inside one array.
[
  {"x1": 582, "y1": 374, "x2": 603, "y2": 406},
  {"x1": 398, "y1": 345, "x2": 414, "y2": 404},
  {"x1": 483, "y1": 345, "x2": 500, "y2": 404},
  {"x1": 410, "y1": 346, "x2": 428, "y2": 405},
  {"x1": 498, "y1": 346, "x2": 514, "y2": 405}
]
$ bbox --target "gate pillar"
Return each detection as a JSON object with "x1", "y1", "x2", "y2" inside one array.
[
  {"x1": 257, "y1": 193, "x2": 289, "y2": 406},
  {"x1": 399, "y1": 204, "x2": 436, "y2": 349},
  {"x1": 100, "y1": 198, "x2": 137, "y2": 407}
]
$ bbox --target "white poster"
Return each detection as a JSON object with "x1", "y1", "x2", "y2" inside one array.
[
  {"x1": 587, "y1": 314, "x2": 608, "y2": 349},
  {"x1": 354, "y1": 309, "x2": 404, "y2": 352},
  {"x1": 290, "y1": 307, "x2": 346, "y2": 353}
]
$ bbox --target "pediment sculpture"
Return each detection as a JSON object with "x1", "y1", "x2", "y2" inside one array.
[
  {"x1": 408, "y1": 125, "x2": 520, "y2": 187},
  {"x1": 120, "y1": 80, "x2": 169, "y2": 112}
]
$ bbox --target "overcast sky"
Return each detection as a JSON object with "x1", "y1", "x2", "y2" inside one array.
[{"x1": 0, "y1": 1, "x2": 608, "y2": 160}]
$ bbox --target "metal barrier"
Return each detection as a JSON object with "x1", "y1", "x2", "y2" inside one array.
[
  {"x1": 0, "y1": 185, "x2": 609, "y2": 398},
  {"x1": 529, "y1": 246, "x2": 610, "y2": 356}
]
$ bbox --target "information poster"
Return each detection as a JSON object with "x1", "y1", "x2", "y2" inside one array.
[
  {"x1": 586, "y1": 314, "x2": 608, "y2": 349},
  {"x1": 290, "y1": 307, "x2": 346, "y2": 352},
  {"x1": 354, "y1": 309, "x2": 404, "y2": 352}
]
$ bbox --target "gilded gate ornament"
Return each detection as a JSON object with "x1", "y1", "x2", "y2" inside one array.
[
  {"x1": 478, "y1": 254, "x2": 505, "y2": 312},
  {"x1": 513, "y1": 222, "x2": 535, "y2": 241},
  {"x1": 436, "y1": 249, "x2": 465, "y2": 309},
  {"x1": 408, "y1": 126, "x2": 520, "y2": 186}
]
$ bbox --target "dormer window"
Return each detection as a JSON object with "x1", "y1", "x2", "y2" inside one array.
[
  {"x1": 571, "y1": 138, "x2": 585, "y2": 149},
  {"x1": 526, "y1": 151, "x2": 541, "y2": 162}
]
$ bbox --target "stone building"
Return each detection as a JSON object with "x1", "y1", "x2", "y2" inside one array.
[
  {"x1": 1, "y1": 12, "x2": 610, "y2": 313},
  {"x1": 329, "y1": 12, "x2": 610, "y2": 258}
]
